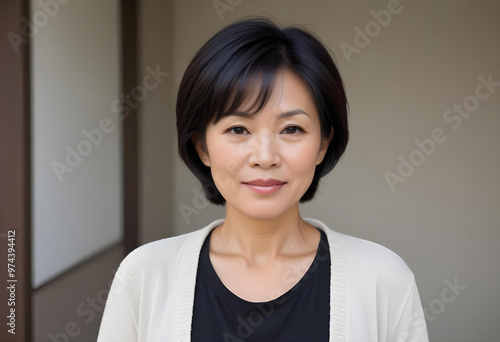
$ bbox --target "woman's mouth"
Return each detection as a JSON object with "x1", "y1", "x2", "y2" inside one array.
[{"x1": 242, "y1": 179, "x2": 286, "y2": 194}]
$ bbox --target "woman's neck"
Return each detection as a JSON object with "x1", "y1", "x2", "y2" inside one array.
[{"x1": 210, "y1": 203, "x2": 318, "y2": 267}]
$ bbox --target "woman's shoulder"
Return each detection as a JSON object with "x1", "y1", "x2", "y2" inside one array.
[
  {"x1": 117, "y1": 219, "x2": 223, "y2": 274},
  {"x1": 305, "y1": 217, "x2": 415, "y2": 280}
]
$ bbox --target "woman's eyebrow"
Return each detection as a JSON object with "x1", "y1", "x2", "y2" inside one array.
[
  {"x1": 278, "y1": 109, "x2": 310, "y2": 118},
  {"x1": 230, "y1": 109, "x2": 310, "y2": 119}
]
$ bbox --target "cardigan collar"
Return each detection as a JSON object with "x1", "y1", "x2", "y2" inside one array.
[{"x1": 175, "y1": 218, "x2": 350, "y2": 342}]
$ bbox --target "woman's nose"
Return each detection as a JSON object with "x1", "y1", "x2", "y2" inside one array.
[{"x1": 246, "y1": 130, "x2": 281, "y2": 168}]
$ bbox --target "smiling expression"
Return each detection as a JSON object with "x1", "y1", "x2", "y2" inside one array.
[{"x1": 194, "y1": 69, "x2": 333, "y2": 220}]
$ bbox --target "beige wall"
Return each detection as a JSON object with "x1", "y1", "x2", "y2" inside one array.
[{"x1": 147, "y1": 0, "x2": 499, "y2": 341}]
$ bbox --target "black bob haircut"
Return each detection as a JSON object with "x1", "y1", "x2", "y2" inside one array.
[{"x1": 176, "y1": 16, "x2": 349, "y2": 205}]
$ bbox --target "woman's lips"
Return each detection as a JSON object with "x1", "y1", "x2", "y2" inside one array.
[{"x1": 242, "y1": 179, "x2": 286, "y2": 194}]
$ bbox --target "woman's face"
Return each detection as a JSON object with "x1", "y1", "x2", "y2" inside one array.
[{"x1": 195, "y1": 69, "x2": 333, "y2": 220}]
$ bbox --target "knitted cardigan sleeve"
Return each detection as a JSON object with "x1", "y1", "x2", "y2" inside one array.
[
  {"x1": 97, "y1": 247, "x2": 143, "y2": 342},
  {"x1": 369, "y1": 243, "x2": 429, "y2": 342},
  {"x1": 389, "y1": 278, "x2": 429, "y2": 342}
]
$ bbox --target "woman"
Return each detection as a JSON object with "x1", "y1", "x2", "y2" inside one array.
[{"x1": 98, "y1": 17, "x2": 428, "y2": 341}]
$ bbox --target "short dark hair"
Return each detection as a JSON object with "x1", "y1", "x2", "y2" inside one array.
[{"x1": 176, "y1": 16, "x2": 349, "y2": 205}]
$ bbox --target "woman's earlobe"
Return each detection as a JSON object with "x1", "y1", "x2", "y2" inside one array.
[{"x1": 316, "y1": 149, "x2": 328, "y2": 165}]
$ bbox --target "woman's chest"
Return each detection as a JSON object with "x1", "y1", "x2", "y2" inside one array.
[{"x1": 209, "y1": 251, "x2": 317, "y2": 302}]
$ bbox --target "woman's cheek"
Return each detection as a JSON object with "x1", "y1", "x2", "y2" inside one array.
[
  {"x1": 209, "y1": 144, "x2": 243, "y2": 191},
  {"x1": 285, "y1": 142, "x2": 320, "y2": 173}
]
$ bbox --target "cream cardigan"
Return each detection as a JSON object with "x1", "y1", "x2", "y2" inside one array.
[{"x1": 97, "y1": 218, "x2": 429, "y2": 342}]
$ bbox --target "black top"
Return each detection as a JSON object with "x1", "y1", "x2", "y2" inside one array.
[{"x1": 191, "y1": 228, "x2": 331, "y2": 342}]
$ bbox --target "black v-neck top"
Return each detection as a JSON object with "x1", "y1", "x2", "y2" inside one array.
[{"x1": 191, "y1": 228, "x2": 330, "y2": 342}]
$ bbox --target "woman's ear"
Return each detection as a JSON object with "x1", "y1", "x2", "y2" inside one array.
[
  {"x1": 191, "y1": 133, "x2": 210, "y2": 167},
  {"x1": 316, "y1": 126, "x2": 334, "y2": 165}
]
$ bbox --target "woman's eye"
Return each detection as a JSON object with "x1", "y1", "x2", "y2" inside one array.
[
  {"x1": 282, "y1": 126, "x2": 303, "y2": 134},
  {"x1": 229, "y1": 126, "x2": 248, "y2": 134}
]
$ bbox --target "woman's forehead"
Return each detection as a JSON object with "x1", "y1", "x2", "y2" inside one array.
[{"x1": 221, "y1": 69, "x2": 313, "y2": 114}]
